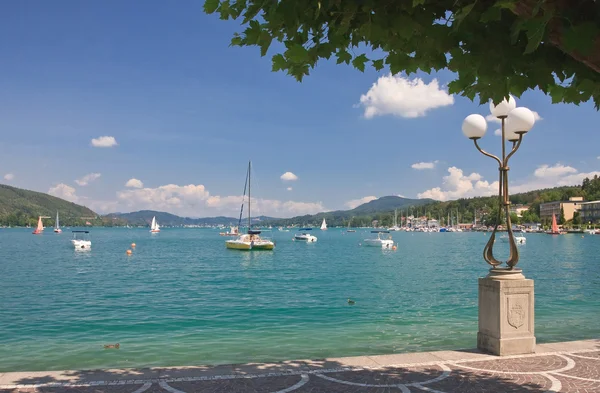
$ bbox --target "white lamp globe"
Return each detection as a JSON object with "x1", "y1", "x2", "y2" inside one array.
[
  {"x1": 489, "y1": 95, "x2": 516, "y2": 118},
  {"x1": 503, "y1": 126, "x2": 520, "y2": 142},
  {"x1": 506, "y1": 107, "x2": 535, "y2": 134},
  {"x1": 462, "y1": 114, "x2": 487, "y2": 140}
]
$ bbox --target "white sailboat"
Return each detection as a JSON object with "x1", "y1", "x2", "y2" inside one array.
[
  {"x1": 150, "y1": 216, "x2": 160, "y2": 233},
  {"x1": 389, "y1": 209, "x2": 400, "y2": 231},
  {"x1": 226, "y1": 161, "x2": 275, "y2": 250},
  {"x1": 320, "y1": 218, "x2": 327, "y2": 230},
  {"x1": 54, "y1": 211, "x2": 62, "y2": 233}
]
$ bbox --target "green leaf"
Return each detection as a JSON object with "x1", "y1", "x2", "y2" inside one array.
[
  {"x1": 523, "y1": 17, "x2": 549, "y2": 54},
  {"x1": 218, "y1": 0, "x2": 231, "y2": 19},
  {"x1": 372, "y1": 59, "x2": 384, "y2": 71},
  {"x1": 230, "y1": 34, "x2": 243, "y2": 47},
  {"x1": 259, "y1": 32, "x2": 273, "y2": 57},
  {"x1": 563, "y1": 22, "x2": 599, "y2": 56},
  {"x1": 493, "y1": 0, "x2": 517, "y2": 12},
  {"x1": 203, "y1": 0, "x2": 220, "y2": 14},
  {"x1": 336, "y1": 49, "x2": 352, "y2": 64},
  {"x1": 285, "y1": 44, "x2": 309, "y2": 63},
  {"x1": 480, "y1": 6, "x2": 501, "y2": 23},
  {"x1": 271, "y1": 54, "x2": 287, "y2": 72},
  {"x1": 412, "y1": 0, "x2": 426, "y2": 7},
  {"x1": 454, "y1": 2, "x2": 477, "y2": 27},
  {"x1": 244, "y1": 20, "x2": 262, "y2": 44},
  {"x1": 352, "y1": 54, "x2": 368, "y2": 72}
]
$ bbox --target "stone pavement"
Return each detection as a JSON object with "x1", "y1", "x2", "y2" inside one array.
[{"x1": 1, "y1": 339, "x2": 598, "y2": 392}]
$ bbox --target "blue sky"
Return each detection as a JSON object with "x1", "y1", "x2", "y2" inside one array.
[{"x1": 1, "y1": 1, "x2": 599, "y2": 218}]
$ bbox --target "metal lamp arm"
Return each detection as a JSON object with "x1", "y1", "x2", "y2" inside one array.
[
  {"x1": 473, "y1": 140, "x2": 502, "y2": 167},
  {"x1": 504, "y1": 134, "x2": 524, "y2": 166}
]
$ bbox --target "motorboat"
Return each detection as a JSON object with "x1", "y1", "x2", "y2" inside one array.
[
  {"x1": 363, "y1": 230, "x2": 394, "y2": 248},
  {"x1": 500, "y1": 234, "x2": 526, "y2": 244},
  {"x1": 294, "y1": 228, "x2": 317, "y2": 242},
  {"x1": 150, "y1": 216, "x2": 160, "y2": 233},
  {"x1": 225, "y1": 161, "x2": 275, "y2": 251},
  {"x1": 220, "y1": 226, "x2": 239, "y2": 236},
  {"x1": 71, "y1": 230, "x2": 91, "y2": 250}
]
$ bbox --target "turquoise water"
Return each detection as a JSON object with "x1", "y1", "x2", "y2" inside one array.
[{"x1": 0, "y1": 228, "x2": 598, "y2": 372}]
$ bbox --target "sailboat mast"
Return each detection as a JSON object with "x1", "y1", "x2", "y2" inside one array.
[{"x1": 248, "y1": 161, "x2": 251, "y2": 230}]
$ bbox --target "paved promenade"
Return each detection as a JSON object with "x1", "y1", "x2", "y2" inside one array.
[{"x1": 1, "y1": 339, "x2": 598, "y2": 392}]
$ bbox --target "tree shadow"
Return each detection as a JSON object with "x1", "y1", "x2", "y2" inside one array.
[{"x1": 2, "y1": 353, "x2": 589, "y2": 392}]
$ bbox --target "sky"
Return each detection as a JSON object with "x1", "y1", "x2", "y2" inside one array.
[{"x1": 1, "y1": 1, "x2": 599, "y2": 218}]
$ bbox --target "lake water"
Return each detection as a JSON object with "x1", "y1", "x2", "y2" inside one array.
[{"x1": 0, "y1": 228, "x2": 598, "y2": 372}]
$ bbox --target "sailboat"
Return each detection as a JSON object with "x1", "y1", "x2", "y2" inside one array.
[
  {"x1": 32, "y1": 216, "x2": 43, "y2": 235},
  {"x1": 389, "y1": 209, "x2": 400, "y2": 231},
  {"x1": 320, "y1": 218, "x2": 327, "y2": 230},
  {"x1": 150, "y1": 216, "x2": 160, "y2": 233},
  {"x1": 54, "y1": 211, "x2": 62, "y2": 233},
  {"x1": 347, "y1": 217, "x2": 356, "y2": 232},
  {"x1": 226, "y1": 161, "x2": 275, "y2": 250},
  {"x1": 547, "y1": 213, "x2": 563, "y2": 235}
]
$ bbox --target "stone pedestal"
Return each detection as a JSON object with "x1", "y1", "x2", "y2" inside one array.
[{"x1": 477, "y1": 271, "x2": 535, "y2": 356}]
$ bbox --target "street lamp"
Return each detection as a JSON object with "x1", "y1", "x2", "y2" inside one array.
[{"x1": 462, "y1": 97, "x2": 536, "y2": 278}]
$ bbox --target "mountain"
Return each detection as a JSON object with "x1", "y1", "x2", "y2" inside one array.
[
  {"x1": 105, "y1": 210, "x2": 277, "y2": 226},
  {"x1": 349, "y1": 196, "x2": 434, "y2": 214},
  {"x1": 262, "y1": 196, "x2": 434, "y2": 227},
  {"x1": 0, "y1": 183, "x2": 98, "y2": 226}
]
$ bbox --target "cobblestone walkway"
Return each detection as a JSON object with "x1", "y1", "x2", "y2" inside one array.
[{"x1": 1, "y1": 340, "x2": 598, "y2": 392}]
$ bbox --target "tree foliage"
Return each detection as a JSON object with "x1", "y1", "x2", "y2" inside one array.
[{"x1": 205, "y1": 0, "x2": 600, "y2": 107}]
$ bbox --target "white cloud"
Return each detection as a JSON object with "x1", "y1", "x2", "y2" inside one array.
[
  {"x1": 494, "y1": 128, "x2": 502, "y2": 136},
  {"x1": 345, "y1": 196, "x2": 377, "y2": 209},
  {"x1": 3, "y1": 173, "x2": 14, "y2": 181},
  {"x1": 49, "y1": 183, "x2": 80, "y2": 203},
  {"x1": 113, "y1": 183, "x2": 324, "y2": 217},
  {"x1": 358, "y1": 74, "x2": 454, "y2": 119},
  {"x1": 75, "y1": 173, "x2": 101, "y2": 186},
  {"x1": 125, "y1": 178, "x2": 144, "y2": 188},
  {"x1": 534, "y1": 164, "x2": 577, "y2": 178},
  {"x1": 487, "y1": 111, "x2": 543, "y2": 124},
  {"x1": 411, "y1": 161, "x2": 438, "y2": 170},
  {"x1": 597, "y1": 156, "x2": 600, "y2": 160},
  {"x1": 280, "y1": 172, "x2": 298, "y2": 181},
  {"x1": 286, "y1": 187, "x2": 293, "y2": 191},
  {"x1": 90, "y1": 136, "x2": 118, "y2": 148},
  {"x1": 417, "y1": 167, "x2": 498, "y2": 201}
]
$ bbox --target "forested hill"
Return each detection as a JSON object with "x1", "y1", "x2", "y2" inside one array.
[
  {"x1": 265, "y1": 196, "x2": 433, "y2": 227},
  {"x1": 105, "y1": 210, "x2": 277, "y2": 227},
  {"x1": 0, "y1": 184, "x2": 98, "y2": 226}
]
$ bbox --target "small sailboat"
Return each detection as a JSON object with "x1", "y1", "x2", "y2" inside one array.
[
  {"x1": 150, "y1": 216, "x2": 160, "y2": 233},
  {"x1": 320, "y1": 218, "x2": 327, "y2": 230},
  {"x1": 347, "y1": 217, "x2": 356, "y2": 233},
  {"x1": 547, "y1": 213, "x2": 563, "y2": 235},
  {"x1": 32, "y1": 216, "x2": 43, "y2": 235},
  {"x1": 226, "y1": 161, "x2": 275, "y2": 250},
  {"x1": 54, "y1": 211, "x2": 62, "y2": 233},
  {"x1": 388, "y1": 209, "x2": 400, "y2": 231}
]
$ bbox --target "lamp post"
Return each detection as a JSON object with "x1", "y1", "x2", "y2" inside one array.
[
  {"x1": 464, "y1": 96, "x2": 537, "y2": 355},
  {"x1": 462, "y1": 97, "x2": 536, "y2": 278}
]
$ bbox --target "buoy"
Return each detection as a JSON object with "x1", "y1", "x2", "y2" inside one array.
[
  {"x1": 126, "y1": 249, "x2": 132, "y2": 255},
  {"x1": 131, "y1": 243, "x2": 136, "y2": 248},
  {"x1": 392, "y1": 245, "x2": 397, "y2": 250}
]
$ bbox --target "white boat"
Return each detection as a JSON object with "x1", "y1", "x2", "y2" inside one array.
[
  {"x1": 226, "y1": 161, "x2": 275, "y2": 251},
  {"x1": 364, "y1": 230, "x2": 394, "y2": 248},
  {"x1": 294, "y1": 228, "x2": 317, "y2": 242},
  {"x1": 150, "y1": 216, "x2": 160, "y2": 233},
  {"x1": 320, "y1": 218, "x2": 327, "y2": 230},
  {"x1": 500, "y1": 234, "x2": 526, "y2": 244},
  {"x1": 71, "y1": 230, "x2": 91, "y2": 249},
  {"x1": 54, "y1": 211, "x2": 62, "y2": 233},
  {"x1": 278, "y1": 227, "x2": 290, "y2": 232},
  {"x1": 220, "y1": 226, "x2": 239, "y2": 236}
]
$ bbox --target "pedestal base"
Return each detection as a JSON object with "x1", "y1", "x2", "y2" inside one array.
[{"x1": 478, "y1": 271, "x2": 535, "y2": 356}]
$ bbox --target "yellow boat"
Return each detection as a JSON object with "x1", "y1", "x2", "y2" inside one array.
[{"x1": 226, "y1": 161, "x2": 274, "y2": 251}]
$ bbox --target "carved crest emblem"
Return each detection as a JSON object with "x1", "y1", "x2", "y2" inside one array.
[{"x1": 508, "y1": 300, "x2": 525, "y2": 329}]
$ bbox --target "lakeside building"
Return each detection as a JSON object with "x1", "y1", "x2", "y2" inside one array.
[
  {"x1": 539, "y1": 196, "x2": 584, "y2": 222},
  {"x1": 579, "y1": 200, "x2": 600, "y2": 224},
  {"x1": 509, "y1": 204, "x2": 530, "y2": 218}
]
